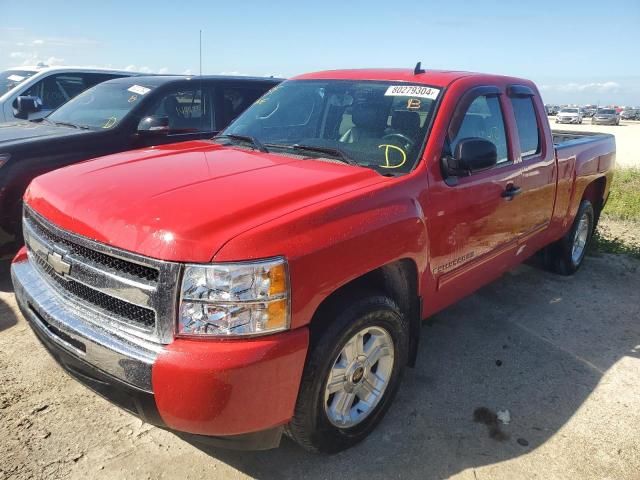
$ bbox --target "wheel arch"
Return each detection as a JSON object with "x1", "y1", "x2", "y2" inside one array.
[{"x1": 308, "y1": 258, "x2": 421, "y2": 367}]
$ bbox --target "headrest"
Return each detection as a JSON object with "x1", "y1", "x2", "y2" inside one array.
[
  {"x1": 351, "y1": 103, "x2": 388, "y2": 132},
  {"x1": 391, "y1": 110, "x2": 420, "y2": 134},
  {"x1": 163, "y1": 96, "x2": 180, "y2": 114}
]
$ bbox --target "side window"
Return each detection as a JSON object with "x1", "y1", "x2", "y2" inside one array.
[
  {"x1": 146, "y1": 88, "x2": 214, "y2": 133},
  {"x1": 510, "y1": 97, "x2": 540, "y2": 157},
  {"x1": 449, "y1": 95, "x2": 509, "y2": 164},
  {"x1": 22, "y1": 74, "x2": 88, "y2": 110},
  {"x1": 221, "y1": 87, "x2": 266, "y2": 128}
]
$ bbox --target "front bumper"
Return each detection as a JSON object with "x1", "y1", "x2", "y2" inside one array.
[
  {"x1": 556, "y1": 117, "x2": 580, "y2": 124},
  {"x1": 12, "y1": 255, "x2": 309, "y2": 449}
]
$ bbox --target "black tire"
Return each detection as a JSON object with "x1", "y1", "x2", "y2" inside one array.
[
  {"x1": 545, "y1": 200, "x2": 595, "y2": 275},
  {"x1": 286, "y1": 294, "x2": 409, "y2": 453}
]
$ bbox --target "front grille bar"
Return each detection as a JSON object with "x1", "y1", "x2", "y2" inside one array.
[{"x1": 23, "y1": 207, "x2": 181, "y2": 344}]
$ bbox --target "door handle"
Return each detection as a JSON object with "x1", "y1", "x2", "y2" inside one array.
[{"x1": 501, "y1": 185, "x2": 522, "y2": 199}]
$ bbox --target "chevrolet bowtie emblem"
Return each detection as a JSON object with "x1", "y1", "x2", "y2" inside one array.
[{"x1": 46, "y1": 252, "x2": 72, "y2": 277}]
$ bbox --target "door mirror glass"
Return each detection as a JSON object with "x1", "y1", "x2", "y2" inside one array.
[
  {"x1": 137, "y1": 115, "x2": 170, "y2": 135},
  {"x1": 455, "y1": 137, "x2": 497, "y2": 173},
  {"x1": 14, "y1": 95, "x2": 42, "y2": 119}
]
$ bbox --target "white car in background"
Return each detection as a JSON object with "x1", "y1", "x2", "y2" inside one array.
[
  {"x1": 0, "y1": 65, "x2": 136, "y2": 122},
  {"x1": 555, "y1": 107, "x2": 583, "y2": 124}
]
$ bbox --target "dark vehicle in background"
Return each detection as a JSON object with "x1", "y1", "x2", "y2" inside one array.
[
  {"x1": 0, "y1": 75, "x2": 281, "y2": 257},
  {"x1": 592, "y1": 108, "x2": 620, "y2": 125},
  {"x1": 620, "y1": 108, "x2": 638, "y2": 120},
  {"x1": 582, "y1": 105, "x2": 598, "y2": 117},
  {"x1": 0, "y1": 65, "x2": 135, "y2": 122}
]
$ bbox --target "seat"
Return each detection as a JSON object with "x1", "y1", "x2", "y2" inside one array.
[
  {"x1": 456, "y1": 113, "x2": 487, "y2": 141},
  {"x1": 390, "y1": 110, "x2": 420, "y2": 139},
  {"x1": 162, "y1": 96, "x2": 183, "y2": 130},
  {"x1": 340, "y1": 103, "x2": 389, "y2": 143}
]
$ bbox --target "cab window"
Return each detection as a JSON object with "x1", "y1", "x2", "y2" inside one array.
[
  {"x1": 448, "y1": 95, "x2": 509, "y2": 165},
  {"x1": 221, "y1": 87, "x2": 266, "y2": 128},
  {"x1": 146, "y1": 88, "x2": 214, "y2": 134},
  {"x1": 20, "y1": 73, "x2": 117, "y2": 111},
  {"x1": 510, "y1": 97, "x2": 540, "y2": 157}
]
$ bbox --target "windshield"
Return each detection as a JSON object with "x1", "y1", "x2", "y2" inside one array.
[
  {"x1": 560, "y1": 108, "x2": 579, "y2": 113},
  {"x1": 48, "y1": 81, "x2": 154, "y2": 129},
  {"x1": 0, "y1": 70, "x2": 36, "y2": 95},
  {"x1": 222, "y1": 80, "x2": 441, "y2": 174},
  {"x1": 598, "y1": 109, "x2": 616, "y2": 115}
]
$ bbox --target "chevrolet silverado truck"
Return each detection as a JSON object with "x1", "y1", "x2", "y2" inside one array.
[
  {"x1": 0, "y1": 75, "x2": 281, "y2": 257},
  {"x1": 11, "y1": 66, "x2": 615, "y2": 453}
]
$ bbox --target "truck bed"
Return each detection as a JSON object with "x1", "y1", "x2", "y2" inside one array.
[{"x1": 552, "y1": 130, "x2": 614, "y2": 148}]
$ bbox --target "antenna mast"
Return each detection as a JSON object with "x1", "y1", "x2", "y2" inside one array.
[{"x1": 199, "y1": 30, "x2": 202, "y2": 76}]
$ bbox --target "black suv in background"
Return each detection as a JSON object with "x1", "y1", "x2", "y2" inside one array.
[{"x1": 0, "y1": 75, "x2": 281, "y2": 257}]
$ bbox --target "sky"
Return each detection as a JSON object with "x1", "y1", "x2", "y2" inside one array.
[{"x1": 1, "y1": 0, "x2": 639, "y2": 106}]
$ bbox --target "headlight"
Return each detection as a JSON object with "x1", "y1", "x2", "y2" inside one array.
[
  {"x1": 178, "y1": 257, "x2": 290, "y2": 337},
  {"x1": 0, "y1": 153, "x2": 9, "y2": 169}
]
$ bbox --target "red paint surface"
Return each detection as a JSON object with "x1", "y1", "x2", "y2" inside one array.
[
  {"x1": 152, "y1": 327, "x2": 308, "y2": 435},
  {"x1": 22, "y1": 69, "x2": 615, "y2": 436}
]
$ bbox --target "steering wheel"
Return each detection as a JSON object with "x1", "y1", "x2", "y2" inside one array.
[{"x1": 381, "y1": 133, "x2": 415, "y2": 150}]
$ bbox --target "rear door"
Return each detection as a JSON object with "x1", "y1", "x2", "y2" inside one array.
[{"x1": 506, "y1": 85, "x2": 555, "y2": 242}]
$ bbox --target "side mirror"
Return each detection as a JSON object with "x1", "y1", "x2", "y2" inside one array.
[
  {"x1": 137, "y1": 115, "x2": 170, "y2": 135},
  {"x1": 14, "y1": 96, "x2": 42, "y2": 119},
  {"x1": 444, "y1": 138, "x2": 498, "y2": 177}
]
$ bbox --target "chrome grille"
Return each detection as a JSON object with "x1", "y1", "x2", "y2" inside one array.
[
  {"x1": 31, "y1": 254, "x2": 156, "y2": 328},
  {"x1": 24, "y1": 209, "x2": 159, "y2": 282},
  {"x1": 22, "y1": 207, "x2": 181, "y2": 344}
]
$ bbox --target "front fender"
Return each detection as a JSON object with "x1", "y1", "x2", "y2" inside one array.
[{"x1": 213, "y1": 181, "x2": 428, "y2": 330}]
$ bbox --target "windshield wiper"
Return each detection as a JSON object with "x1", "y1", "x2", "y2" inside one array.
[
  {"x1": 52, "y1": 121, "x2": 90, "y2": 130},
  {"x1": 272, "y1": 144, "x2": 358, "y2": 166},
  {"x1": 214, "y1": 134, "x2": 269, "y2": 153}
]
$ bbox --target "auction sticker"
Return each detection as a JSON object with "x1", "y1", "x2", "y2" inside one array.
[
  {"x1": 8, "y1": 74, "x2": 25, "y2": 82},
  {"x1": 127, "y1": 85, "x2": 151, "y2": 95},
  {"x1": 385, "y1": 85, "x2": 440, "y2": 100}
]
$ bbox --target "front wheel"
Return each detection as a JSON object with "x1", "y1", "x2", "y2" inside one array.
[
  {"x1": 544, "y1": 200, "x2": 595, "y2": 275},
  {"x1": 286, "y1": 294, "x2": 408, "y2": 453}
]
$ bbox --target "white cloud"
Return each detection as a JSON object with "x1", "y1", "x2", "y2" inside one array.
[
  {"x1": 9, "y1": 51, "x2": 26, "y2": 58},
  {"x1": 32, "y1": 39, "x2": 44, "y2": 45},
  {"x1": 123, "y1": 64, "x2": 163, "y2": 74},
  {"x1": 182, "y1": 69, "x2": 192, "y2": 75},
  {"x1": 45, "y1": 56, "x2": 65, "y2": 66},
  {"x1": 542, "y1": 81, "x2": 621, "y2": 94},
  {"x1": 157, "y1": 67, "x2": 169, "y2": 74}
]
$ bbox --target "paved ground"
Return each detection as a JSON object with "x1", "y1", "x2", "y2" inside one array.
[
  {"x1": 549, "y1": 117, "x2": 640, "y2": 168},
  {"x1": 1, "y1": 252, "x2": 639, "y2": 480}
]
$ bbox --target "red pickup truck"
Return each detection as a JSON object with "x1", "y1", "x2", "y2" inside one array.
[{"x1": 11, "y1": 67, "x2": 615, "y2": 453}]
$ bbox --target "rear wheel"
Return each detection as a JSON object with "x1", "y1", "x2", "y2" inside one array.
[
  {"x1": 545, "y1": 200, "x2": 595, "y2": 275},
  {"x1": 286, "y1": 294, "x2": 408, "y2": 453}
]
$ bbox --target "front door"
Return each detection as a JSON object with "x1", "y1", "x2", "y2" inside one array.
[{"x1": 426, "y1": 87, "x2": 524, "y2": 307}]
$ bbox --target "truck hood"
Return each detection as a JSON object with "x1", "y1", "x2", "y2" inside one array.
[
  {"x1": 0, "y1": 119, "x2": 89, "y2": 148},
  {"x1": 26, "y1": 141, "x2": 384, "y2": 262}
]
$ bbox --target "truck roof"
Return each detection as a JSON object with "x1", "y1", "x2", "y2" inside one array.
[
  {"x1": 6, "y1": 65, "x2": 137, "y2": 75},
  {"x1": 293, "y1": 68, "x2": 533, "y2": 89}
]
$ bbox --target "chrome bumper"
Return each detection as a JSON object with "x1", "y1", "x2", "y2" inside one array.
[{"x1": 12, "y1": 260, "x2": 162, "y2": 391}]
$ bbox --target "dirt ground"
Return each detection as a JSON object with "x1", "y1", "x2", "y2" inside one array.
[
  {"x1": 550, "y1": 118, "x2": 640, "y2": 168},
  {"x1": 1, "y1": 251, "x2": 639, "y2": 480}
]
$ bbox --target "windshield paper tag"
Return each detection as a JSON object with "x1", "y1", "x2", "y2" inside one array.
[
  {"x1": 384, "y1": 85, "x2": 440, "y2": 100},
  {"x1": 8, "y1": 74, "x2": 25, "y2": 82},
  {"x1": 127, "y1": 85, "x2": 151, "y2": 95}
]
